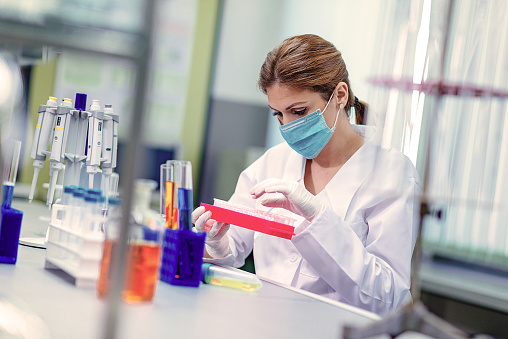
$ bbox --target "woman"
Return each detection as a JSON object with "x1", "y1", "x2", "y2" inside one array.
[{"x1": 192, "y1": 34, "x2": 421, "y2": 314}]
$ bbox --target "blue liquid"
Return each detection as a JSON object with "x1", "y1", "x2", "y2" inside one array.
[
  {"x1": 177, "y1": 188, "x2": 193, "y2": 230},
  {"x1": 0, "y1": 205, "x2": 23, "y2": 264},
  {"x1": 2, "y1": 183, "x2": 14, "y2": 208}
]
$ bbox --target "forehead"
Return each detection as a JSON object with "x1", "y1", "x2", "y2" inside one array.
[{"x1": 266, "y1": 84, "x2": 321, "y2": 108}]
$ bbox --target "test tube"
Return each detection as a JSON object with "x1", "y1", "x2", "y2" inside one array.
[
  {"x1": 177, "y1": 161, "x2": 193, "y2": 230},
  {"x1": 2, "y1": 140, "x2": 21, "y2": 208},
  {"x1": 160, "y1": 160, "x2": 179, "y2": 229},
  {"x1": 201, "y1": 263, "x2": 262, "y2": 292},
  {"x1": 70, "y1": 188, "x2": 85, "y2": 232}
]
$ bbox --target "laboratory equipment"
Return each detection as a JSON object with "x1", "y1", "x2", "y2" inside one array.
[
  {"x1": 101, "y1": 104, "x2": 119, "y2": 200},
  {"x1": 98, "y1": 180, "x2": 164, "y2": 302},
  {"x1": 44, "y1": 201, "x2": 105, "y2": 287},
  {"x1": 86, "y1": 99, "x2": 104, "y2": 189},
  {"x1": 47, "y1": 98, "x2": 73, "y2": 207},
  {"x1": 201, "y1": 263, "x2": 262, "y2": 292},
  {"x1": 200, "y1": 199, "x2": 296, "y2": 240},
  {"x1": 160, "y1": 160, "x2": 178, "y2": 229},
  {"x1": 28, "y1": 96, "x2": 58, "y2": 202},
  {"x1": 177, "y1": 161, "x2": 193, "y2": 230},
  {"x1": 0, "y1": 140, "x2": 23, "y2": 264},
  {"x1": 159, "y1": 160, "x2": 206, "y2": 287},
  {"x1": 62, "y1": 93, "x2": 89, "y2": 190},
  {"x1": 159, "y1": 227, "x2": 206, "y2": 287}
]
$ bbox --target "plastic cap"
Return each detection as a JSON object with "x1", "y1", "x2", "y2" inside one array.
[
  {"x1": 89, "y1": 188, "x2": 103, "y2": 196},
  {"x1": 75, "y1": 93, "x2": 87, "y2": 111},
  {"x1": 104, "y1": 104, "x2": 113, "y2": 114},
  {"x1": 47, "y1": 97, "x2": 58, "y2": 106},
  {"x1": 63, "y1": 186, "x2": 75, "y2": 194},
  {"x1": 73, "y1": 190, "x2": 85, "y2": 198},
  {"x1": 90, "y1": 99, "x2": 100, "y2": 111},
  {"x1": 201, "y1": 263, "x2": 212, "y2": 283},
  {"x1": 84, "y1": 194, "x2": 97, "y2": 203},
  {"x1": 108, "y1": 196, "x2": 122, "y2": 205},
  {"x1": 96, "y1": 195, "x2": 106, "y2": 203}
]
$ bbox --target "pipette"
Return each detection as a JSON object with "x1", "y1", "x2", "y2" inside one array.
[
  {"x1": 86, "y1": 99, "x2": 104, "y2": 188},
  {"x1": 47, "y1": 98, "x2": 73, "y2": 207},
  {"x1": 63, "y1": 93, "x2": 89, "y2": 189},
  {"x1": 101, "y1": 104, "x2": 119, "y2": 200},
  {"x1": 28, "y1": 96, "x2": 58, "y2": 202}
]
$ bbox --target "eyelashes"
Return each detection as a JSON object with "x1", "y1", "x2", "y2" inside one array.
[
  {"x1": 293, "y1": 108, "x2": 307, "y2": 115},
  {"x1": 271, "y1": 108, "x2": 307, "y2": 117}
]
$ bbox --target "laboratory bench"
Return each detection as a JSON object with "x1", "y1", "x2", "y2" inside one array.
[{"x1": 1, "y1": 198, "x2": 401, "y2": 339}]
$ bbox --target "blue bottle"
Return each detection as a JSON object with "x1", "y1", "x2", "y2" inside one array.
[{"x1": 0, "y1": 182, "x2": 24, "y2": 264}]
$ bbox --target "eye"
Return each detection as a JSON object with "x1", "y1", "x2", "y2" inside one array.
[
  {"x1": 272, "y1": 111, "x2": 282, "y2": 117},
  {"x1": 293, "y1": 108, "x2": 307, "y2": 115}
]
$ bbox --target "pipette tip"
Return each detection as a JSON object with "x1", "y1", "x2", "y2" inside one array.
[{"x1": 28, "y1": 199, "x2": 33, "y2": 203}]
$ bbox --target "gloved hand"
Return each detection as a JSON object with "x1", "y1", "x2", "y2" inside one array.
[
  {"x1": 250, "y1": 179, "x2": 326, "y2": 222},
  {"x1": 191, "y1": 206, "x2": 230, "y2": 258}
]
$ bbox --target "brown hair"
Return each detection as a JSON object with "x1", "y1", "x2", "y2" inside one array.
[{"x1": 258, "y1": 34, "x2": 367, "y2": 124}]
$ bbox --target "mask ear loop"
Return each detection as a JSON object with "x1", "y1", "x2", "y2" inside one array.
[
  {"x1": 321, "y1": 92, "x2": 335, "y2": 115},
  {"x1": 330, "y1": 104, "x2": 344, "y2": 132}
]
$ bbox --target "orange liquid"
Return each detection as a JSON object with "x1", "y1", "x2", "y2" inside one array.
[
  {"x1": 165, "y1": 181, "x2": 179, "y2": 229},
  {"x1": 97, "y1": 240, "x2": 161, "y2": 302}
]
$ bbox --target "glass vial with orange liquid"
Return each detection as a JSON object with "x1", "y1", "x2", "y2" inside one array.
[
  {"x1": 160, "y1": 161, "x2": 179, "y2": 230},
  {"x1": 97, "y1": 180, "x2": 164, "y2": 302}
]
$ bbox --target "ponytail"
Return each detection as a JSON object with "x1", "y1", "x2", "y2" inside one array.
[{"x1": 353, "y1": 96, "x2": 368, "y2": 125}]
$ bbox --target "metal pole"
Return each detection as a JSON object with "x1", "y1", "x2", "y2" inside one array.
[{"x1": 101, "y1": 0, "x2": 157, "y2": 337}]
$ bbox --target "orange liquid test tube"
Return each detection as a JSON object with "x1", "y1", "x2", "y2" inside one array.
[{"x1": 165, "y1": 181, "x2": 179, "y2": 229}]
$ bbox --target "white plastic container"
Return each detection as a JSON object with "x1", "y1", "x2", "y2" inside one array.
[{"x1": 44, "y1": 204, "x2": 104, "y2": 288}]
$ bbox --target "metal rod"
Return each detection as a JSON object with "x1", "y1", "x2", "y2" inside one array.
[
  {"x1": 101, "y1": 0, "x2": 157, "y2": 338},
  {"x1": 410, "y1": 0, "x2": 456, "y2": 302}
]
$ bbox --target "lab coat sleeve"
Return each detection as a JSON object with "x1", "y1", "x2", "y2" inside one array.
[
  {"x1": 203, "y1": 168, "x2": 258, "y2": 268},
  {"x1": 292, "y1": 177, "x2": 420, "y2": 314}
]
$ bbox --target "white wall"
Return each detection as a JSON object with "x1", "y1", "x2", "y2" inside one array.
[
  {"x1": 212, "y1": 0, "x2": 284, "y2": 105},
  {"x1": 212, "y1": 0, "x2": 383, "y2": 148}
]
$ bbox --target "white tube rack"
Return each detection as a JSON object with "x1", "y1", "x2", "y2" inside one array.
[{"x1": 44, "y1": 204, "x2": 104, "y2": 288}]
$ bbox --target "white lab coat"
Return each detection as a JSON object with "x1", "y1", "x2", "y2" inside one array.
[{"x1": 209, "y1": 125, "x2": 422, "y2": 314}]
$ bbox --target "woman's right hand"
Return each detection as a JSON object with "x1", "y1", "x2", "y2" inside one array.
[{"x1": 191, "y1": 206, "x2": 231, "y2": 258}]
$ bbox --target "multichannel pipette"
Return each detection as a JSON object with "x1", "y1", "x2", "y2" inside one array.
[
  {"x1": 62, "y1": 93, "x2": 89, "y2": 189},
  {"x1": 101, "y1": 104, "x2": 119, "y2": 200},
  {"x1": 47, "y1": 98, "x2": 73, "y2": 207},
  {"x1": 86, "y1": 99, "x2": 104, "y2": 188},
  {"x1": 29, "y1": 96, "x2": 58, "y2": 202}
]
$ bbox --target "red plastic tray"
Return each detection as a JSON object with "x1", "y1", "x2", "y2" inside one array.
[{"x1": 200, "y1": 203, "x2": 295, "y2": 240}]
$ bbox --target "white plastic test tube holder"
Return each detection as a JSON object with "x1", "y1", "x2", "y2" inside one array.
[
  {"x1": 29, "y1": 97, "x2": 58, "y2": 202},
  {"x1": 101, "y1": 104, "x2": 119, "y2": 200},
  {"x1": 86, "y1": 100, "x2": 104, "y2": 189},
  {"x1": 47, "y1": 99, "x2": 73, "y2": 207}
]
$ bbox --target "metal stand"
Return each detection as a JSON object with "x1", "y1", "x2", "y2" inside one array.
[{"x1": 343, "y1": 301, "x2": 469, "y2": 339}]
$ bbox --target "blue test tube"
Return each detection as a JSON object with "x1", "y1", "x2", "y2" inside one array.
[{"x1": 177, "y1": 161, "x2": 193, "y2": 230}]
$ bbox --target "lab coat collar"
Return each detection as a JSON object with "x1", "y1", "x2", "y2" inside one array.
[
  {"x1": 283, "y1": 124, "x2": 379, "y2": 218},
  {"x1": 323, "y1": 139, "x2": 378, "y2": 218}
]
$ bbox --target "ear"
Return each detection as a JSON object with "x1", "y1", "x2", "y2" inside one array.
[{"x1": 333, "y1": 82, "x2": 349, "y2": 108}]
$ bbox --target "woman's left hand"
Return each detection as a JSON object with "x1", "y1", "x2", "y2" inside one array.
[{"x1": 250, "y1": 179, "x2": 326, "y2": 222}]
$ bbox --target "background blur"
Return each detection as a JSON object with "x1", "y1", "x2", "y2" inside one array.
[{"x1": 2, "y1": 0, "x2": 508, "y2": 337}]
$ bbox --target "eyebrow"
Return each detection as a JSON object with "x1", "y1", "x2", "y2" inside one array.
[{"x1": 268, "y1": 101, "x2": 307, "y2": 111}]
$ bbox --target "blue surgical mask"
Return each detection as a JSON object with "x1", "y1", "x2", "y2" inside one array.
[{"x1": 279, "y1": 94, "x2": 341, "y2": 159}]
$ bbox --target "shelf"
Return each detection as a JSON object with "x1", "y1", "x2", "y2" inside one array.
[{"x1": 369, "y1": 76, "x2": 508, "y2": 98}]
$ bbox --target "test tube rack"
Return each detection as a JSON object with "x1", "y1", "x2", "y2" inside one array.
[
  {"x1": 159, "y1": 228, "x2": 206, "y2": 287},
  {"x1": 44, "y1": 204, "x2": 104, "y2": 288},
  {"x1": 200, "y1": 200, "x2": 296, "y2": 240}
]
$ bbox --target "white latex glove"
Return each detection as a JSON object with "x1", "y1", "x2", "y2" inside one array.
[
  {"x1": 250, "y1": 179, "x2": 326, "y2": 222},
  {"x1": 191, "y1": 206, "x2": 230, "y2": 258}
]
